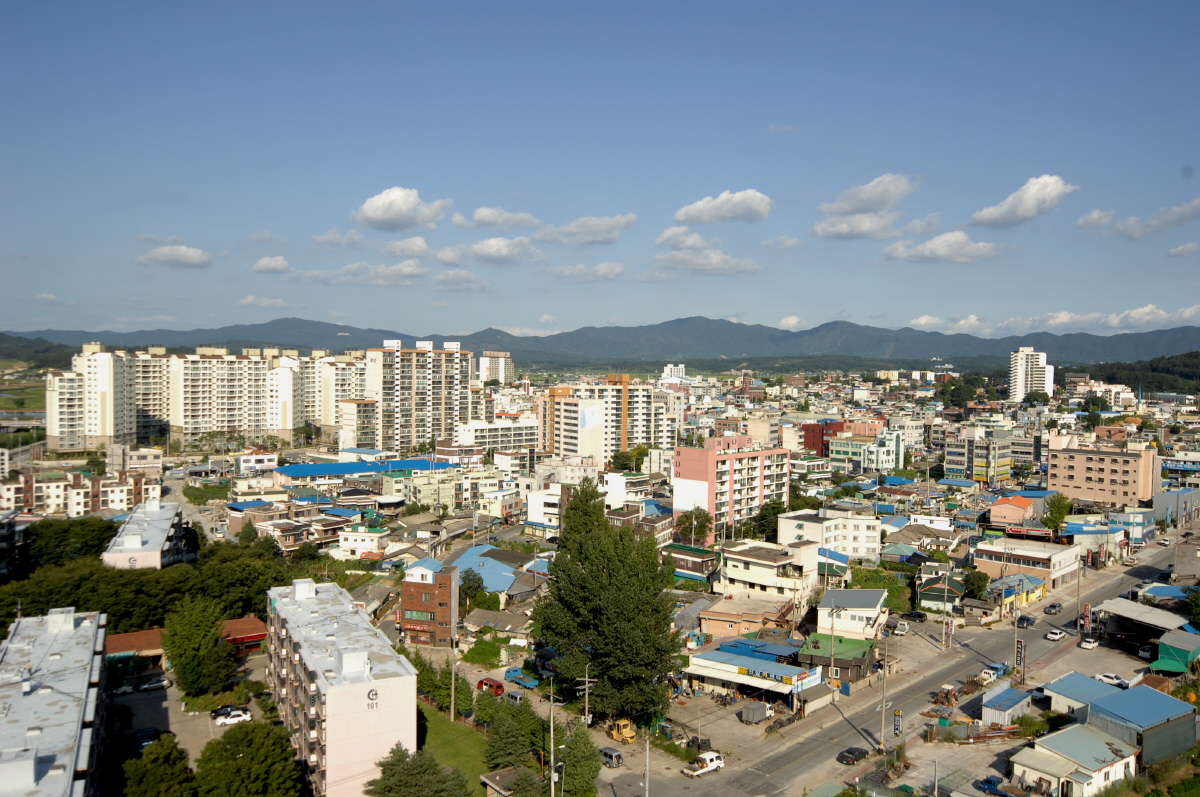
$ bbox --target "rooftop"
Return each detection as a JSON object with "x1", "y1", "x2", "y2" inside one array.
[
  {"x1": 982, "y1": 687, "x2": 1031, "y2": 712},
  {"x1": 818, "y1": 589, "x2": 887, "y2": 611},
  {"x1": 103, "y1": 500, "x2": 181, "y2": 555},
  {"x1": 1089, "y1": 684, "x2": 1195, "y2": 729},
  {"x1": 691, "y1": 649, "x2": 813, "y2": 683},
  {"x1": 275, "y1": 459, "x2": 457, "y2": 478},
  {"x1": 0, "y1": 608, "x2": 105, "y2": 797},
  {"x1": 796, "y1": 632, "x2": 874, "y2": 659},
  {"x1": 1093, "y1": 597, "x2": 1188, "y2": 632},
  {"x1": 266, "y1": 579, "x2": 418, "y2": 691},
  {"x1": 1041, "y1": 672, "x2": 1122, "y2": 705},
  {"x1": 1036, "y1": 724, "x2": 1137, "y2": 769}
]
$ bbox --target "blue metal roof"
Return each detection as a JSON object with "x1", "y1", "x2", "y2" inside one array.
[
  {"x1": 938, "y1": 478, "x2": 976, "y2": 487},
  {"x1": 275, "y1": 459, "x2": 456, "y2": 478},
  {"x1": 1089, "y1": 685, "x2": 1196, "y2": 729},
  {"x1": 1144, "y1": 585, "x2": 1188, "y2": 600},
  {"x1": 228, "y1": 500, "x2": 272, "y2": 511},
  {"x1": 320, "y1": 507, "x2": 361, "y2": 518},
  {"x1": 341, "y1": 447, "x2": 386, "y2": 454},
  {"x1": 1036, "y1": 724, "x2": 1138, "y2": 768},
  {"x1": 410, "y1": 557, "x2": 443, "y2": 572},
  {"x1": 882, "y1": 475, "x2": 915, "y2": 486},
  {"x1": 692, "y1": 650, "x2": 811, "y2": 681},
  {"x1": 1013, "y1": 490, "x2": 1055, "y2": 498},
  {"x1": 884, "y1": 515, "x2": 909, "y2": 530},
  {"x1": 983, "y1": 687, "x2": 1031, "y2": 712},
  {"x1": 448, "y1": 545, "x2": 518, "y2": 592},
  {"x1": 644, "y1": 499, "x2": 671, "y2": 517},
  {"x1": 1042, "y1": 672, "x2": 1121, "y2": 705},
  {"x1": 818, "y1": 547, "x2": 850, "y2": 565},
  {"x1": 292, "y1": 496, "x2": 334, "y2": 504}
]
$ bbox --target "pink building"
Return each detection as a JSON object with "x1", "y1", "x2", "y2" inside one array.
[
  {"x1": 673, "y1": 435, "x2": 790, "y2": 543},
  {"x1": 989, "y1": 495, "x2": 1037, "y2": 526}
]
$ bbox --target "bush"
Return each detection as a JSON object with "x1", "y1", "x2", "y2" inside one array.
[
  {"x1": 181, "y1": 684, "x2": 250, "y2": 713},
  {"x1": 462, "y1": 638, "x2": 502, "y2": 667}
]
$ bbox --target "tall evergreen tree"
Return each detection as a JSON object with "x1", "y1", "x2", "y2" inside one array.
[
  {"x1": 124, "y1": 735, "x2": 196, "y2": 797},
  {"x1": 485, "y1": 710, "x2": 528, "y2": 770},
  {"x1": 534, "y1": 478, "x2": 680, "y2": 720},
  {"x1": 194, "y1": 722, "x2": 302, "y2": 797},
  {"x1": 162, "y1": 596, "x2": 235, "y2": 696},
  {"x1": 559, "y1": 722, "x2": 600, "y2": 797},
  {"x1": 366, "y1": 745, "x2": 469, "y2": 797}
]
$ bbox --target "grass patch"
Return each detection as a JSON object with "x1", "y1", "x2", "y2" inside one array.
[
  {"x1": 650, "y1": 732, "x2": 697, "y2": 761},
  {"x1": 494, "y1": 539, "x2": 547, "y2": 556},
  {"x1": 850, "y1": 566, "x2": 912, "y2": 613},
  {"x1": 0, "y1": 383, "x2": 46, "y2": 411},
  {"x1": 182, "y1": 484, "x2": 230, "y2": 504},
  {"x1": 462, "y1": 638, "x2": 502, "y2": 667},
  {"x1": 419, "y1": 705, "x2": 488, "y2": 796},
  {"x1": 181, "y1": 684, "x2": 251, "y2": 712}
]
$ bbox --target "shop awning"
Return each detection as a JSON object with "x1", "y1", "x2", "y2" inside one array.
[
  {"x1": 1150, "y1": 658, "x2": 1189, "y2": 673},
  {"x1": 682, "y1": 663, "x2": 793, "y2": 694}
]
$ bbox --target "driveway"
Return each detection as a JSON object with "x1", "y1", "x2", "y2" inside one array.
[{"x1": 115, "y1": 678, "x2": 254, "y2": 765}]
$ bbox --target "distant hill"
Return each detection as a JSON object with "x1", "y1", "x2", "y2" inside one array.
[
  {"x1": 8, "y1": 316, "x2": 1200, "y2": 365},
  {"x1": 1076, "y1": 351, "x2": 1200, "y2": 395},
  {"x1": 0, "y1": 332, "x2": 76, "y2": 370}
]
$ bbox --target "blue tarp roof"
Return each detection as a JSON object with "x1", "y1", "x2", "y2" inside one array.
[
  {"x1": 938, "y1": 478, "x2": 976, "y2": 488},
  {"x1": 228, "y1": 500, "x2": 272, "y2": 511},
  {"x1": 1090, "y1": 685, "x2": 1196, "y2": 729},
  {"x1": 882, "y1": 475, "x2": 915, "y2": 486},
  {"x1": 884, "y1": 515, "x2": 910, "y2": 530},
  {"x1": 983, "y1": 687, "x2": 1031, "y2": 712},
  {"x1": 692, "y1": 650, "x2": 812, "y2": 681},
  {"x1": 410, "y1": 557, "x2": 443, "y2": 573},
  {"x1": 320, "y1": 507, "x2": 361, "y2": 518},
  {"x1": 644, "y1": 499, "x2": 671, "y2": 517},
  {"x1": 1043, "y1": 672, "x2": 1122, "y2": 705},
  {"x1": 818, "y1": 547, "x2": 850, "y2": 565},
  {"x1": 1064, "y1": 522, "x2": 1108, "y2": 535},
  {"x1": 275, "y1": 459, "x2": 456, "y2": 478},
  {"x1": 1144, "y1": 585, "x2": 1188, "y2": 600}
]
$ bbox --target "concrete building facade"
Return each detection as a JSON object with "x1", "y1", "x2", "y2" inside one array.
[{"x1": 673, "y1": 435, "x2": 790, "y2": 542}]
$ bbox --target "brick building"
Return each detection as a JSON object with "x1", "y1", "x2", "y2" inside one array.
[{"x1": 399, "y1": 557, "x2": 459, "y2": 647}]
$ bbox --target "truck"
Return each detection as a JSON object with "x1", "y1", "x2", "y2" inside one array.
[
  {"x1": 682, "y1": 751, "x2": 725, "y2": 778},
  {"x1": 504, "y1": 667, "x2": 539, "y2": 690},
  {"x1": 978, "y1": 662, "x2": 1011, "y2": 685},
  {"x1": 738, "y1": 701, "x2": 775, "y2": 725},
  {"x1": 607, "y1": 718, "x2": 637, "y2": 745},
  {"x1": 978, "y1": 775, "x2": 1029, "y2": 797}
]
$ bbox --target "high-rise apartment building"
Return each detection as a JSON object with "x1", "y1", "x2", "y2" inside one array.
[
  {"x1": 365, "y1": 341, "x2": 481, "y2": 452},
  {"x1": 1046, "y1": 437, "x2": 1158, "y2": 505},
  {"x1": 536, "y1": 375, "x2": 668, "y2": 464},
  {"x1": 1009, "y1": 347, "x2": 1055, "y2": 402},
  {"x1": 673, "y1": 435, "x2": 790, "y2": 542},
  {"x1": 944, "y1": 426, "x2": 1012, "y2": 485},
  {"x1": 0, "y1": 607, "x2": 107, "y2": 797},
  {"x1": 477, "y1": 351, "x2": 515, "y2": 384},
  {"x1": 266, "y1": 579, "x2": 418, "y2": 797}
]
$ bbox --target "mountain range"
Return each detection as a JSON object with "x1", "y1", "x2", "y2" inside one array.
[{"x1": 8, "y1": 317, "x2": 1200, "y2": 366}]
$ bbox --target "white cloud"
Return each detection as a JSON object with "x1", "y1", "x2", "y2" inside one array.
[
  {"x1": 328, "y1": 311, "x2": 346, "y2": 318},
  {"x1": 971, "y1": 174, "x2": 1079, "y2": 227},
  {"x1": 819, "y1": 174, "x2": 917, "y2": 215},
  {"x1": 248, "y1": 231, "x2": 286, "y2": 244},
  {"x1": 1110, "y1": 198, "x2": 1200, "y2": 239},
  {"x1": 907, "y1": 303, "x2": 1200, "y2": 336},
  {"x1": 434, "y1": 269, "x2": 489, "y2": 292},
  {"x1": 468, "y1": 236, "x2": 542, "y2": 265},
  {"x1": 1076, "y1": 209, "x2": 1115, "y2": 228},
  {"x1": 1168, "y1": 242, "x2": 1199, "y2": 257},
  {"x1": 903, "y1": 213, "x2": 941, "y2": 235},
  {"x1": 883, "y1": 231, "x2": 1004, "y2": 263},
  {"x1": 767, "y1": 123, "x2": 796, "y2": 133},
  {"x1": 381, "y1": 236, "x2": 431, "y2": 258},
  {"x1": 36, "y1": 293, "x2": 57, "y2": 302},
  {"x1": 674, "y1": 189, "x2": 772, "y2": 224},
  {"x1": 642, "y1": 248, "x2": 762, "y2": 280},
  {"x1": 432, "y1": 301, "x2": 448, "y2": 308},
  {"x1": 354, "y1": 186, "x2": 452, "y2": 231},
  {"x1": 452, "y1": 207, "x2": 541, "y2": 230},
  {"x1": 813, "y1": 212, "x2": 902, "y2": 240},
  {"x1": 238, "y1": 295, "x2": 288, "y2": 308},
  {"x1": 539, "y1": 314, "x2": 557, "y2": 324},
  {"x1": 541, "y1": 262, "x2": 624, "y2": 283},
  {"x1": 251, "y1": 256, "x2": 290, "y2": 273},
  {"x1": 498, "y1": 326, "x2": 560, "y2": 337},
  {"x1": 655, "y1": 226, "x2": 719, "y2": 250},
  {"x1": 287, "y1": 260, "x2": 428, "y2": 286},
  {"x1": 761, "y1": 236, "x2": 801, "y2": 249},
  {"x1": 136, "y1": 233, "x2": 184, "y2": 245},
  {"x1": 313, "y1": 229, "x2": 363, "y2": 249},
  {"x1": 778, "y1": 315, "x2": 806, "y2": 331},
  {"x1": 135, "y1": 245, "x2": 214, "y2": 268},
  {"x1": 533, "y1": 214, "x2": 637, "y2": 245}
]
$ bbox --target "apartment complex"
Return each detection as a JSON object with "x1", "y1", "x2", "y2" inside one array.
[
  {"x1": 944, "y1": 426, "x2": 1013, "y2": 485},
  {"x1": 536, "y1": 375, "x2": 669, "y2": 463},
  {"x1": 100, "y1": 499, "x2": 190, "y2": 570},
  {"x1": 673, "y1": 435, "x2": 790, "y2": 542},
  {"x1": 454, "y1": 417, "x2": 538, "y2": 451},
  {"x1": 266, "y1": 579, "x2": 418, "y2": 797},
  {"x1": 777, "y1": 507, "x2": 883, "y2": 563},
  {"x1": 0, "y1": 607, "x2": 107, "y2": 797},
  {"x1": 399, "y1": 558, "x2": 459, "y2": 647},
  {"x1": 1009, "y1": 347, "x2": 1055, "y2": 402},
  {"x1": 1046, "y1": 437, "x2": 1159, "y2": 505},
  {"x1": 477, "y1": 351, "x2": 515, "y2": 384},
  {"x1": 0, "y1": 470, "x2": 159, "y2": 517}
]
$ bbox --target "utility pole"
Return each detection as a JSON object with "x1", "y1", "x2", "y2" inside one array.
[
  {"x1": 878, "y1": 633, "x2": 888, "y2": 754},
  {"x1": 577, "y1": 663, "x2": 594, "y2": 727},
  {"x1": 549, "y1": 675, "x2": 556, "y2": 797},
  {"x1": 644, "y1": 732, "x2": 650, "y2": 797},
  {"x1": 1076, "y1": 552, "x2": 1084, "y2": 637},
  {"x1": 829, "y1": 605, "x2": 843, "y2": 702}
]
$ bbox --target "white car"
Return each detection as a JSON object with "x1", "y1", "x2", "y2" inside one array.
[
  {"x1": 1095, "y1": 673, "x2": 1129, "y2": 689},
  {"x1": 215, "y1": 709, "x2": 253, "y2": 727},
  {"x1": 112, "y1": 683, "x2": 134, "y2": 695},
  {"x1": 138, "y1": 677, "x2": 172, "y2": 692},
  {"x1": 1158, "y1": 539, "x2": 1172, "y2": 547},
  {"x1": 1044, "y1": 630, "x2": 1066, "y2": 641},
  {"x1": 1080, "y1": 637, "x2": 1099, "y2": 650}
]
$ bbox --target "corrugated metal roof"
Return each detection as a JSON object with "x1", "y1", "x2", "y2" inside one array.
[
  {"x1": 692, "y1": 649, "x2": 811, "y2": 681},
  {"x1": 1089, "y1": 684, "x2": 1196, "y2": 729},
  {"x1": 1094, "y1": 597, "x2": 1188, "y2": 631},
  {"x1": 818, "y1": 589, "x2": 887, "y2": 610},
  {"x1": 228, "y1": 500, "x2": 272, "y2": 511},
  {"x1": 983, "y1": 687, "x2": 1030, "y2": 712},
  {"x1": 275, "y1": 459, "x2": 456, "y2": 478},
  {"x1": 409, "y1": 557, "x2": 443, "y2": 572},
  {"x1": 320, "y1": 507, "x2": 361, "y2": 517},
  {"x1": 1158, "y1": 630, "x2": 1200, "y2": 653},
  {"x1": 1042, "y1": 672, "x2": 1121, "y2": 705}
]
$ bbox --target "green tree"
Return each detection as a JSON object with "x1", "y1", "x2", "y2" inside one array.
[
  {"x1": 964, "y1": 570, "x2": 991, "y2": 600},
  {"x1": 674, "y1": 508, "x2": 712, "y2": 546},
  {"x1": 366, "y1": 744, "x2": 470, "y2": 797},
  {"x1": 560, "y1": 722, "x2": 601, "y2": 797},
  {"x1": 238, "y1": 520, "x2": 258, "y2": 545},
  {"x1": 486, "y1": 710, "x2": 529, "y2": 770},
  {"x1": 474, "y1": 688, "x2": 501, "y2": 725},
  {"x1": 1022, "y1": 391, "x2": 1051, "y2": 405},
  {"x1": 750, "y1": 499, "x2": 787, "y2": 542},
  {"x1": 124, "y1": 734, "x2": 196, "y2": 797},
  {"x1": 534, "y1": 478, "x2": 679, "y2": 720},
  {"x1": 26, "y1": 516, "x2": 121, "y2": 568},
  {"x1": 830, "y1": 470, "x2": 849, "y2": 486},
  {"x1": 1083, "y1": 410, "x2": 1103, "y2": 430},
  {"x1": 1042, "y1": 492, "x2": 1073, "y2": 535},
  {"x1": 609, "y1": 444, "x2": 649, "y2": 472},
  {"x1": 403, "y1": 502, "x2": 431, "y2": 516},
  {"x1": 460, "y1": 567, "x2": 485, "y2": 611},
  {"x1": 162, "y1": 596, "x2": 236, "y2": 696},
  {"x1": 1184, "y1": 587, "x2": 1200, "y2": 626},
  {"x1": 508, "y1": 769, "x2": 547, "y2": 797},
  {"x1": 292, "y1": 542, "x2": 320, "y2": 561},
  {"x1": 194, "y1": 722, "x2": 302, "y2": 797}
]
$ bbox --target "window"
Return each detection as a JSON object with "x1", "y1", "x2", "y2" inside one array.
[
  {"x1": 830, "y1": 667, "x2": 840, "y2": 678},
  {"x1": 421, "y1": 593, "x2": 431, "y2": 603},
  {"x1": 403, "y1": 610, "x2": 434, "y2": 621}
]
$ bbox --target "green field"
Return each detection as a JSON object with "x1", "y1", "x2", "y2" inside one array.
[
  {"x1": 0, "y1": 382, "x2": 46, "y2": 411},
  {"x1": 418, "y1": 705, "x2": 488, "y2": 796}
]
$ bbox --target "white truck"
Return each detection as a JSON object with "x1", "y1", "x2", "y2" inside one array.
[{"x1": 682, "y1": 751, "x2": 725, "y2": 778}]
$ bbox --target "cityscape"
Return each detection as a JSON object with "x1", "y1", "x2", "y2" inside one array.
[{"x1": 2, "y1": 4, "x2": 1200, "y2": 797}]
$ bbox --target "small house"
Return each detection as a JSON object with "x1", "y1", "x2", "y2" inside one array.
[{"x1": 981, "y1": 687, "x2": 1032, "y2": 726}]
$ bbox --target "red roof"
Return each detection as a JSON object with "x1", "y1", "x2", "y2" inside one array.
[
  {"x1": 994, "y1": 496, "x2": 1034, "y2": 509},
  {"x1": 222, "y1": 616, "x2": 268, "y2": 643},
  {"x1": 359, "y1": 551, "x2": 385, "y2": 560},
  {"x1": 106, "y1": 627, "x2": 164, "y2": 656}
]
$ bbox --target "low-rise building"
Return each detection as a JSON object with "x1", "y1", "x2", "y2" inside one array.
[
  {"x1": 100, "y1": 499, "x2": 191, "y2": 570},
  {"x1": 399, "y1": 558, "x2": 458, "y2": 647},
  {"x1": 0, "y1": 607, "x2": 107, "y2": 797},
  {"x1": 972, "y1": 539, "x2": 1081, "y2": 590},
  {"x1": 814, "y1": 589, "x2": 888, "y2": 641},
  {"x1": 716, "y1": 540, "x2": 818, "y2": 606},
  {"x1": 776, "y1": 507, "x2": 882, "y2": 563},
  {"x1": 1009, "y1": 724, "x2": 1138, "y2": 797},
  {"x1": 697, "y1": 594, "x2": 793, "y2": 637},
  {"x1": 266, "y1": 579, "x2": 419, "y2": 797}
]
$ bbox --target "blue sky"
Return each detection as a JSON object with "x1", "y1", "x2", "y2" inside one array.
[{"x1": 3, "y1": 2, "x2": 1198, "y2": 339}]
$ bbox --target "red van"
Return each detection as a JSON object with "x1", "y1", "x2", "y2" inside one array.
[{"x1": 477, "y1": 678, "x2": 504, "y2": 697}]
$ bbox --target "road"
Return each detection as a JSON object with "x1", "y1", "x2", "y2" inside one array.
[
  {"x1": 161, "y1": 477, "x2": 231, "y2": 543},
  {"x1": 603, "y1": 541, "x2": 1178, "y2": 797}
]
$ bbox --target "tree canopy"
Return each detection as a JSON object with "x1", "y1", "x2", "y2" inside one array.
[
  {"x1": 963, "y1": 570, "x2": 991, "y2": 600},
  {"x1": 534, "y1": 478, "x2": 679, "y2": 719},
  {"x1": 194, "y1": 722, "x2": 302, "y2": 797},
  {"x1": 673, "y1": 509, "x2": 712, "y2": 546},
  {"x1": 609, "y1": 444, "x2": 650, "y2": 473},
  {"x1": 26, "y1": 516, "x2": 120, "y2": 569},
  {"x1": 1042, "y1": 492, "x2": 1073, "y2": 534},
  {"x1": 162, "y1": 595, "x2": 236, "y2": 697},
  {"x1": 366, "y1": 744, "x2": 470, "y2": 797},
  {"x1": 124, "y1": 734, "x2": 196, "y2": 797}
]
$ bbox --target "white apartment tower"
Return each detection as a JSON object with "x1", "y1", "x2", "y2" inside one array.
[
  {"x1": 537, "y1": 375, "x2": 669, "y2": 464},
  {"x1": 1009, "y1": 347, "x2": 1055, "y2": 402},
  {"x1": 478, "y1": 350, "x2": 515, "y2": 384},
  {"x1": 662, "y1": 363, "x2": 686, "y2": 379},
  {"x1": 364, "y1": 341, "x2": 478, "y2": 452}
]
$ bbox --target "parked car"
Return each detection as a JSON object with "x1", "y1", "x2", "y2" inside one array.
[
  {"x1": 1158, "y1": 538, "x2": 1172, "y2": 547},
  {"x1": 1080, "y1": 637, "x2": 1099, "y2": 650},
  {"x1": 138, "y1": 677, "x2": 172, "y2": 692},
  {"x1": 836, "y1": 747, "x2": 869, "y2": 765},
  {"x1": 477, "y1": 677, "x2": 504, "y2": 697},
  {"x1": 1016, "y1": 615, "x2": 1036, "y2": 628},
  {"x1": 546, "y1": 536, "x2": 560, "y2": 545},
  {"x1": 112, "y1": 683, "x2": 135, "y2": 695},
  {"x1": 900, "y1": 611, "x2": 928, "y2": 623},
  {"x1": 1095, "y1": 673, "x2": 1129, "y2": 689},
  {"x1": 1159, "y1": 572, "x2": 1172, "y2": 582},
  {"x1": 1139, "y1": 645, "x2": 1155, "y2": 659},
  {"x1": 215, "y1": 709, "x2": 253, "y2": 727},
  {"x1": 1044, "y1": 630, "x2": 1066, "y2": 641},
  {"x1": 210, "y1": 705, "x2": 246, "y2": 720},
  {"x1": 1043, "y1": 602, "x2": 1063, "y2": 615}
]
